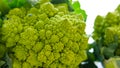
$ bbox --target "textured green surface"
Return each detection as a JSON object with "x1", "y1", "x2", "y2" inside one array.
[
  {"x1": 93, "y1": 4, "x2": 120, "y2": 59},
  {"x1": 0, "y1": 0, "x2": 88, "y2": 68}
]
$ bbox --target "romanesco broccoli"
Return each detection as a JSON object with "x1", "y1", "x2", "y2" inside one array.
[
  {"x1": 93, "y1": 4, "x2": 120, "y2": 59},
  {"x1": 1, "y1": 0, "x2": 88, "y2": 68}
]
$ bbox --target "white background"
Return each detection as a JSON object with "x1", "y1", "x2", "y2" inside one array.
[{"x1": 77, "y1": 0, "x2": 120, "y2": 68}]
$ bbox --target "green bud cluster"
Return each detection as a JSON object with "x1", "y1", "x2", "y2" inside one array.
[
  {"x1": 93, "y1": 5, "x2": 120, "y2": 59},
  {"x1": 1, "y1": 0, "x2": 88, "y2": 68}
]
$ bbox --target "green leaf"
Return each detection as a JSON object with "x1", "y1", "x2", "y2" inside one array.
[
  {"x1": 0, "y1": 0, "x2": 10, "y2": 16},
  {"x1": 5, "y1": 53, "x2": 12, "y2": 68},
  {"x1": 5, "y1": 0, "x2": 28, "y2": 8},
  {"x1": 0, "y1": 18, "x2": 2, "y2": 27},
  {"x1": 51, "y1": 0, "x2": 68, "y2": 4},
  {"x1": 0, "y1": 0, "x2": 31, "y2": 16},
  {"x1": 0, "y1": 60, "x2": 5, "y2": 67},
  {"x1": 4, "y1": 0, "x2": 17, "y2": 8},
  {"x1": 72, "y1": 1, "x2": 80, "y2": 8},
  {"x1": 0, "y1": 44, "x2": 6, "y2": 58},
  {"x1": 72, "y1": 1, "x2": 87, "y2": 21}
]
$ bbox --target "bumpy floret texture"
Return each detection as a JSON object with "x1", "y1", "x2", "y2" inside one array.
[
  {"x1": 93, "y1": 4, "x2": 120, "y2": 59},
  {"x1": 1, "y1": 0, "x2": 88, "y2": 68}
]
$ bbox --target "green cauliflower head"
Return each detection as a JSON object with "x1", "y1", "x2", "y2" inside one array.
[
  {"x1": 93, "y1": 4, "x2": 120, "y2": 59},
  {"x1": 1, "y1": 0, "x2": 88, "y2": 68}
]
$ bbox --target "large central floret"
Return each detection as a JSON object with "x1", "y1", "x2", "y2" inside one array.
[{"x1": 1, "y1": 1, "x2": 88, "y2": 68}]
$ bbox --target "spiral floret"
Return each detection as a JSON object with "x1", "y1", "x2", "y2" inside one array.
[{"x1": 1, "y1": 0, "x2": 88, "y2": 68}]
